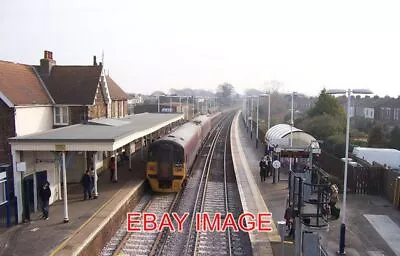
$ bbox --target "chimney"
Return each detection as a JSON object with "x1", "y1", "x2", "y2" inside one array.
[
  {"x1": 93, "y1": 56, "x2": 97, "y2": 66},
  {"x1": 40, "y1": 50, "x2": 56, "y2": 76}
]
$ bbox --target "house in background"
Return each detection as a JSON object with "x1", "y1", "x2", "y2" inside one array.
[
  {"x1": 106, "y1": 76, "x2": 128, "y2": 118},
  {"x1": 374, "y1": 97, "x2": 400, "y2": 127},
  {"x1": 352, "y1": 95, "x2": 389, "y2": 120}
]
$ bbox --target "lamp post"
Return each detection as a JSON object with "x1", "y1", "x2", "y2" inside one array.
[
  {"x1": 289, "y1": 92, "x2": 296, "y2": 173},
  {"x1": 250, "y1": 96, "x2": 254, "y2": 139},
  {"x1": 256, "y1": 93, "x2": 270, "y2": 148},
  {"x1": 327, "y1": 88, "x2": 372, "y2": 255}
]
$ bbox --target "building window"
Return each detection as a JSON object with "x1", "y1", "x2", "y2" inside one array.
[
  {"x1": 394, "y1": 108, "x2": 400, "y2": 121},
  {"x1": 0, "y1": 180, "x2": 6, "y2": 206},
  {"x1": 54, "y1": 106, "x2": 69, "y2": 125},
  {"x1": 386, "y1": 108, "x2": 391, "y2": 119}
]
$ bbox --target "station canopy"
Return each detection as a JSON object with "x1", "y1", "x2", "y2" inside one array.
[{"x1": 265, "y1": 124, "x2": 320, "y2": 157}]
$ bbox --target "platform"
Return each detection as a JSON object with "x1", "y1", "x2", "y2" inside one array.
[
  {"x1": 0, "y1": 151, "x2": 146, "y2": 256},
  {"x1": 230, "y1": 112, "x2": 280, "y2": 256},
  {"x1": 235, "y1": 110, "x2": 400, "y2": 256}
]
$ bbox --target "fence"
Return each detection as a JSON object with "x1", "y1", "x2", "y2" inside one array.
[{"x1": 317, "y1": 151, "x2": 400, "y2": 209}]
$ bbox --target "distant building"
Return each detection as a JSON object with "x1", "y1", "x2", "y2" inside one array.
[{"x1": 374, "y1": 97, "x2": 400, "y2": 127}]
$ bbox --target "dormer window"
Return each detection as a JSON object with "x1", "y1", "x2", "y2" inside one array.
[{"x1": 54, "y1": 106, "x2": 69, "y2": 125}]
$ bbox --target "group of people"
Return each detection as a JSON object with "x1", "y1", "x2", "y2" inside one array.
[
  {"x1": 259, "y1": 156, "x2": 273, "y2": 182},
  {"x1": 81, "y1": 168, "x2": 97, "y2": 200}
]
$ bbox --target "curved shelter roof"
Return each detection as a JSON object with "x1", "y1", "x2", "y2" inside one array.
[{"x1": 265, "y1": 124, "x2": 320, "y2": 150}]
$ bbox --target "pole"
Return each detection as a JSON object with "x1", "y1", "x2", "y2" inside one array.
[
  {"x1": 268, "y1": 94, "x2": 271, "y2": 131},
  {"x1": 289, "y1": 92, "x2": 294, "y2": 172},
  {"x1": 186, "y1": 97, "x2": 189, "y2": 120},
  {"x1": 256, "y1": 97, "x2": 259, "y2": 148},
  {"x1": 192, "y1": 97, "x2": 195, "y2": 118},
  {"x1": 170, "y1": 97, "x2": 172, "y2": 112},
  {"x1": 250, "y1": 97, "x2": 253, "y2": 139},
  {"x1": 179, "y1": 96, "x2": 182, "y2": 114},
  {"x1": 339, "y1": 89, "x2": 351, "y2": 254},
  {"x1": 62, "y1": 151, "x2": 69, "y2": 223},
  {"x1": 244, "y1": 99, "x2": 247, "y2": 125},
  {"x1": 93, "y1": 152, "x2": 98, "y2": 198},
  {"x1": 157, "y1": 96, "x2": 160, "y2": 113}
]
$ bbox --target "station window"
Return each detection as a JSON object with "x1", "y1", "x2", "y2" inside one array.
[
  {"x1": 0, "y1": 180, "x2": 7, "y2": 206},
  {"x1": 54, "y1": 106, "x2": 69, "y2": 125}
]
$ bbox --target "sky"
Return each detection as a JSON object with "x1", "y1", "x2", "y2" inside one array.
[{"x1": 1, "y1": 0, "x2": 400, "y2": 97}]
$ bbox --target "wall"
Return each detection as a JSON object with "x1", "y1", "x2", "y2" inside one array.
[
  {"x1": 88, "y1": 85, "x2": 107, "y2": 119},
  {"x1": 14, "y1": 106, "x2": 53, "y2": 136},
  {"x1": 21, "y1": 151, "x2": 59, "y2": 205},
  {"x1": 0, "y1": 100, "x2": 14, "y2": 164}
]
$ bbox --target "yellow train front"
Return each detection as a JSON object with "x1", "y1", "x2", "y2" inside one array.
[
  {"x1": 146, "y1": 115, "x2": 212, "y2": 192},
  {"x1": 146, "y1": 140, "x2": 186, "y2": 192}
]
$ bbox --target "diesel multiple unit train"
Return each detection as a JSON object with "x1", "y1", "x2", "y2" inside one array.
[{"x1": 146, "y1": 114, "x2": 214, "y2": 192}]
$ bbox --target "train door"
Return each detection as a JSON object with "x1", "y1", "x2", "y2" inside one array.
[{"x1": 157, "y1": 143, "x2": 174, "y2": 188}]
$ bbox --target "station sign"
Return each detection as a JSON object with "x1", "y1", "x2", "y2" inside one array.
[
  {"x1": 272, "y1": 160, "x2": 281, "y2": 169},
  {"x1": 16, "y1": 162, "x2": 26, "y2": 172}
]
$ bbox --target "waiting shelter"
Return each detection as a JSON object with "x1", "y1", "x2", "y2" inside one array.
[
  {"x1": 264, "y1": 124, "x2": 321, "y2": 159},
  {"x1": 8, "y1": 113, "x2": 183, "y2": 224}
]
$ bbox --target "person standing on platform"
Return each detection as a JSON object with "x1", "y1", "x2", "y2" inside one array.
[
  {"x1": 259, "y1": 157, "x2": 267, "y2": 182},
  {"x1": 39, "y1": 181, "x2": 51, "y2": 220},
  {"x1": 109, "y1": 157, "x2": 116, "y2": 182},
  {"x1": 81, "y1": 170, "x2": 92, "y2": 200}
]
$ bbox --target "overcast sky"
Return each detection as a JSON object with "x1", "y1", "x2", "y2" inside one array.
[{"x1": 1, "y1": 0, "x2": 399, "y2": 97}]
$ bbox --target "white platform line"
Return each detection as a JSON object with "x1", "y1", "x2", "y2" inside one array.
[{"x1": 364, "y1": 214, "x2": 400, "y2": 256}]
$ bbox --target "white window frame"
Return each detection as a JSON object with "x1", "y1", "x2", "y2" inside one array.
[
  {"x1": 0, "y1": 180, "x2": 7, "y2": 206},
  {"x1": 394, "y1": 108, "x2": 400, "y2": 121},
  {"x1": 54, "y1": 106, "x2": 69, "y2": 125}
]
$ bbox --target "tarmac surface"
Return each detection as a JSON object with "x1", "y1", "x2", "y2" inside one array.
[
  {"x1": 0, "y1": 151, "x2": 146, "y2": 256},
  {"x1": 237, "y1": 115, "x2": 400, "y2": 256}
]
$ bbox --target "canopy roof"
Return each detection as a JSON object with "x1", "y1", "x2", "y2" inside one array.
[{"x1": 265, "y1": 124, "x2": 320, "y2": 150}]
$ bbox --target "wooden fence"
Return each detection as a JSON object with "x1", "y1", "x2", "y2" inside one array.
[{"x1": 317, "y1": 151, "x2": 400, "y2": 209}]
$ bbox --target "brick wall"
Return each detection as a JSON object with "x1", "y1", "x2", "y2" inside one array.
[
  {"x1": 0, "y1": 100, "x2": 14, "y2": 164},
  {"x1": 89, "y1": 87, "x2": 107, "y2": 119}
]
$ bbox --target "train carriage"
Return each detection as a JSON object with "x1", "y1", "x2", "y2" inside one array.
[{"x1": 146, "y1": 115, "x2": 212, "y2": 192}]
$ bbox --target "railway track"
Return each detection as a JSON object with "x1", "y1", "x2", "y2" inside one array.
[
  {"x1": 101, "y1": 111, "x2": 250, "y2": 256},
  {"x1": 184, "y1": 114, "x2": 247, "y2": 256},
  {"x1": 101, "y1": 192, "x2": 180, "y2": 256}
]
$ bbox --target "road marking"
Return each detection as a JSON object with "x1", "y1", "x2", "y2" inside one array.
[{"x1": 364, "y1": 214, "x2": 400, "y2": 256}]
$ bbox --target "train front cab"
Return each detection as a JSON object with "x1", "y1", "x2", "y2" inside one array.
[{"x1": 147, "y1": 141, "x2": 185, "y2": 192}]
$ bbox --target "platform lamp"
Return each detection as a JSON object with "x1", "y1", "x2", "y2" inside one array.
[
  {"x1": 256, "y1": 93, "x2": 270, "y2": 148},
  {"x1": 289, "y1": 91, "x2": 297, "y2": 173},
  {"x1": 327, "y1": 88, "x2": 372, "y2": 255}
]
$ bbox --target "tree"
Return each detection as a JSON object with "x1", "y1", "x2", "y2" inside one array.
[
  {"x1": 368, "y1": 124, "x2": 387, "y2": 148},
  {"x1": 217, "y1": 83, "x2": 234, "y2": 105},
  {"x1": 389, "y1": 126, "x2": 400, "y2": 150},
  {"x1": 307, "y1": 89, "x2": 346, "y2": 120}
]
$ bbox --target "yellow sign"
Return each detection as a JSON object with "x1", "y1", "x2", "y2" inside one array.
[{"x1": 55, "y1": 144, "x2": 66, "y2": 152}]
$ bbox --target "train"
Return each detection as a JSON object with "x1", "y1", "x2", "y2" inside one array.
[{"x1": 146, "y1": 114, "x2": 214, "y2": 192}]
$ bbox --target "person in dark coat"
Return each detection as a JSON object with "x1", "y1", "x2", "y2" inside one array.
[
  {"x1": 109, "y1": 157, "x2": 116, "y2": 182},
  {"x1": 259, "y1": 157, "x2": 267, "y2": 182},
  {"x1": 38, "y1": 181, "x2": 51, "y2": 220},
  {"x1": 81, "y1": 170, "x2": 92, "y2": 200}
]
